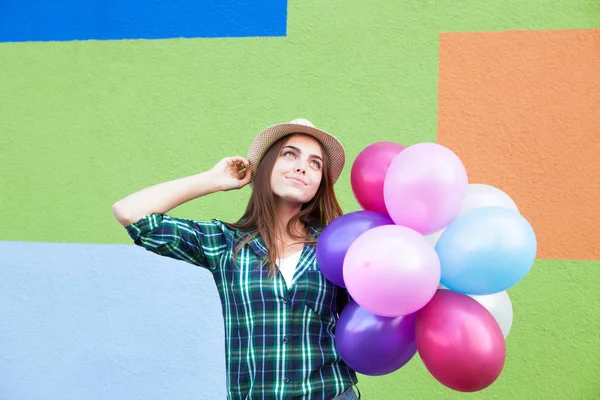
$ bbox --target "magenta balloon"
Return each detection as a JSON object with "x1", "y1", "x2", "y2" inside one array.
[
  {"x1": 415, "y1": 290, "x2": 506, "y2": 392},
  {"x1": 336, "y1": 301, "x2": 417, "y2": 376},
  {"x1": 351, "y1": 142, "x2": 405, "y2": 214},
  {"x1": 383, "y1": 142, "x2": 468, "y2": 235},
  {"x1": 343, "y1": 225, "x2": 441, "y2": 317},
  {"x1": 316, "y1": 211, "x2": 394, "y2": 287}
]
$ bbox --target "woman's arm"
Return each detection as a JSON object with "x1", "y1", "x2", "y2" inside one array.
[{"x1": 112, "y1": 156, "x2": 251, "y2": 227}]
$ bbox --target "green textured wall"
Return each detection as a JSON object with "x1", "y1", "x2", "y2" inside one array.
[{"x1": 1, "y1": 0, "x2": 599, "y2": 398}]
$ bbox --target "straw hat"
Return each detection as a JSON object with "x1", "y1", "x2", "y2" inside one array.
[{"x1": 247, "y1": 118, "x2": 346, "y2": 183}]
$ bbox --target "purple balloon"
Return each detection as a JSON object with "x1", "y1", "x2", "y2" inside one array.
[
  {"x1": 316, "y1": 211, "x2": 393, "y2": 287},
  {"x1": 335, "y1": 301, "x2": 417, "y2": 376}
]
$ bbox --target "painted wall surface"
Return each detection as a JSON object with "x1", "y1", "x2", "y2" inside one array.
[
  {"x1": 1, "y1": 1, "x2": 599, "y2": 399},
  {"x1": 0, "y1": 0, "x2": 287, "y2": 41},
  {"x1": 0, "y1": 242, "x2": 227, "y2": 399}
]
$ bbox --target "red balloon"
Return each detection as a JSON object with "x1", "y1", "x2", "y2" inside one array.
[
  {"x1": 415, "y1": 290, "x2": 506, "y2": 392},
  {"x1": 350, "y1": 142, "x2": 405, "y2": 214}
]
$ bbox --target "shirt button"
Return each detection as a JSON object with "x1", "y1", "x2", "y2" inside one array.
[
  {"x1": 283, "y1": 297, "x2": 289, "y2": 304},
  {"x1": 282, "y1": 337, "x2": 288, "y2": 344},
  {"x1": 283, "y1": 377, "x2": 290, "y2": 383}
]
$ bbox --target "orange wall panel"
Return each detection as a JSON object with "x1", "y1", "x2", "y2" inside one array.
[{"x1": 437, "y1": 29, "x2": 600, "y2": 260}]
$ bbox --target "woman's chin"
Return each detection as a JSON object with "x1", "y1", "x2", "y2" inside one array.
[{"x1": 274, "y1": 190, "x2": 311, "y2": 205}]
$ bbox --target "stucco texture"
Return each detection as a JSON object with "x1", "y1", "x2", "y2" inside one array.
[
  {"x1": 438, "y1": 29, "x2": 600, "y2": 260},
  {"x1": 1, "y1": 0, "x2": 599, "y2": 399}
]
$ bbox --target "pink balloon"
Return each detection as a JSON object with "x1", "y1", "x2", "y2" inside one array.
[
  {"x1": 351, "y1": 142, "x2": 405, "y2": 214},
  {"x1": 415, "y1": 290, "x2": 506, "y2": 392},
  {"x1": 343, "y1": 225, "x2": 441, "y2": 317},
  {"x1": 383, "y1": 143, "x2": 468, "y2": 235}
]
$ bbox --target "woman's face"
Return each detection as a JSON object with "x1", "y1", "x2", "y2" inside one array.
[{"x1": 270, "y1": 134, "x2": 324, "y2": 205}]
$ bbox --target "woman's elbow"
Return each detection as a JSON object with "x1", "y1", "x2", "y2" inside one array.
[{"x1": 112, "y1": 200, "x2": 133, "y2": 227}]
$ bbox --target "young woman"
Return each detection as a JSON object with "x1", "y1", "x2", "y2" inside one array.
[{"x1": 112, "y1": 119, "x2": 360, "y2": 400}]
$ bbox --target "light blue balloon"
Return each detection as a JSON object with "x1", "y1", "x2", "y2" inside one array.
[{"x1": 435, "y1": 206, "x2": 537, "y2": 295}]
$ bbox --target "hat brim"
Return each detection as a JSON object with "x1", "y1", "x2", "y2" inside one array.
[{"x1": 247, "y1": 122, "x2": 346, "y2": 184}]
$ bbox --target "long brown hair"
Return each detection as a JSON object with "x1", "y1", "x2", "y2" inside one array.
[{"x1": 224, "y1": 133, "x2": 343, "y2": 276}]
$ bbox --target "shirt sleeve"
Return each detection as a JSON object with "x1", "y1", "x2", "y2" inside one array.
[{"x1": 125, "y1": 213, "x2": 232, "y2": 271}]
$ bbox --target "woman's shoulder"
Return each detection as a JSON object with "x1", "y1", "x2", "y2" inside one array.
[
  {"x1": 163, "y1": 215, "x2": 242, "y2": 242},
  {"x1": 207, "y1": 218, "x2": 242, "y2": 237},
  {"x1": 211, "y1": 219, "x2": 257, "y2": 243}
]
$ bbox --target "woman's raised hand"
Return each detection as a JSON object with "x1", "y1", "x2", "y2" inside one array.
[{"x1": 210, "y1": 156, "x2": 253, "y2": 191}]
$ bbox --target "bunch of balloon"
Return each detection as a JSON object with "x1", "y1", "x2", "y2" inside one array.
[{"x1": 316, "y1": 141, "x2": 537, "y2": 392}]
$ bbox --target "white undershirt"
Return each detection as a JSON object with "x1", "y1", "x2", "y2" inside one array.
[{"x1": 277, "y1": 250, "x2": 302, "y2": 288}]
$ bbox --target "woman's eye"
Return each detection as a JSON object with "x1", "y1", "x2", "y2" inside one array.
[
  {"x1": 284, "y1": 151, "x2": 296, "y2": 158},
  {"x1": 310, "y1": 160, "x2": 322, "y2": 169}
]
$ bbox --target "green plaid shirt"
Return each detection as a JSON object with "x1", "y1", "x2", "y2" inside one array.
[{"x1": 126, "y1": 213, "x2": 358, "y2": 400}]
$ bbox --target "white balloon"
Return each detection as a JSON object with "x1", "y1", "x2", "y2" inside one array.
[
  {"x1": 438, "y1": 285, "x2": 513, "y2": 338},
  {"x1": 469, "y1": 291, "x2": 513, "y2": 339},
  {"x1": 426, "y1": 230, "x2": 443, "y2": 247},
  {"x1": 460, "y1": 183, "x2": 519, "y2": 215},
  {"x1": 426, "y1": 183, "x2": 519, "y2": 247}
]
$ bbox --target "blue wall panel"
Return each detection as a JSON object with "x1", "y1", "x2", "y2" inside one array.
[
  {"x1": 0, "y1": 0, "x2": 287, "y2": 42},
  {"x1": 0, "y1": 241, "x2": 226, "y2": 400}
]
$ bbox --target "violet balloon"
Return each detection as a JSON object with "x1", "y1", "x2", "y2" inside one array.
[
  {"x1": 415, "y1": 290, "x2": 506, "y2": 392},
  {"x1": 351, "y1": 141, "x2": 405, "y2": 214},
  {"x1": 316, "y1": 211, "x2": 394, "y2": 287},
  {"x1": 336, "y1": 301, "x2": 417, "y2": 376},
  {"x1": 383, "y1": 142, "x2": 468, "y2": 235}
]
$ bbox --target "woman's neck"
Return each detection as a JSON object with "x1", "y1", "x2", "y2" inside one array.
[
  {"x1": 273, "y1": 198, "x2": 304, "y2": 232},
  {"x1": 275, "y1": 220, "x2": 306, "y2": 245},
  {"x1": 272, "y1": 200, "x2": 307, "y2": 255}
]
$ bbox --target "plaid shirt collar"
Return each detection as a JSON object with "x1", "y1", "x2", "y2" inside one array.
[{"x1": 239, "y1": 225, "x2": 321, "y2": 258}]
